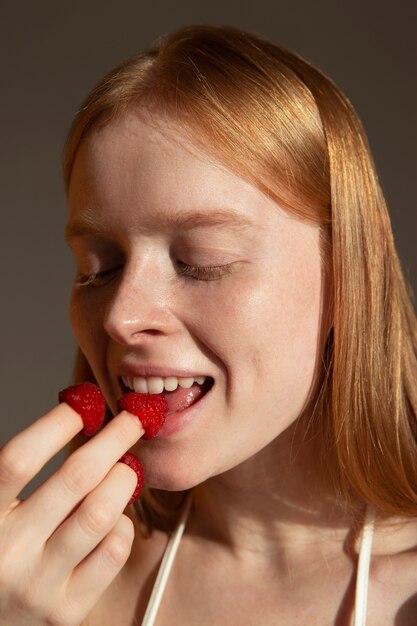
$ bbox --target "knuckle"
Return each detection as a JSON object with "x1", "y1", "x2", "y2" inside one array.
[
  {"x1": 0, "y1": 444, "x2": 32, "y2": 487},
  {"x1": 103, "y1": 531, "x2": 132, "y2": 568},
  {"x1": 11, "y1": 583, "x2": 43, "y2": 615},
  {"x1": 48, "y1": 593, "x2": 85, "y2": 626},
  {"x1": 59, "y1": 453, "x2": 102, "y2": 497},
  {"x1": 45, "y1": 611, "x2": 76, "y2": 626},
  {"x1": 50, "y1": 531, "x2": 72, "y2": 561},
  {"x1": 79, "y1": 501, "x2": 113, "y2": 537}
]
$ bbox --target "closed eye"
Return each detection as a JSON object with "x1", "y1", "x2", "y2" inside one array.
[
  {"x1": 176, "y1": 261, "x2": 236, "y2": 281},
  {"x1": 75, "y1": 265, "x2": 123, "y2": 287}
]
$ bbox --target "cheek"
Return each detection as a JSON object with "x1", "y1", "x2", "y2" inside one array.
[
  {"x1": 246, "y1": 285, "x2": 322, "y2": 411},
  {"x1": 180, "y1": 260, "x2": 322, "y2": 377},
  {"x1": 185, "y1": 253, "x2": 323, "y2": 448}
]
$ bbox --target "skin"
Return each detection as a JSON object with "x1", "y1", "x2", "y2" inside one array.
[
  {"x1": 67, "y1": 110, "x2": 326, "y2": 493},
  {"x1": 0, "y1": 110, "x2": 415, "y2": 626},
  {"x1": 0, "y1": 406, "x2": 144, "y2": 625},
  {"x1": 66, "y1": 112, "x2": 417, "y2": 625}
]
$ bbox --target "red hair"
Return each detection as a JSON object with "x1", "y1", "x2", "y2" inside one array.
[{"x1": 65, "y1": 25, "x2": 417, "y2": 524}]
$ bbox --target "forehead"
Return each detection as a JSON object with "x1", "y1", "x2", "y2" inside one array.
[{"x1": 67, "y1": 111, "x2": 303, "y2": 240}]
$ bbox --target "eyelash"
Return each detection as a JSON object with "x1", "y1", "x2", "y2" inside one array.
[
  {"x1": 75, "y1": 266, "x2": 123, "y2": 288},
  {"x1": 176, "y1": 262, "x2": 235, "y2": 281},
  {"x1": 75, "y1": 262, "x2": 234, "y2": 288}
]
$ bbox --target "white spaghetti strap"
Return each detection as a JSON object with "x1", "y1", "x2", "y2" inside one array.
[
  {"x1": 141, "y1": 496, "x2": 374, "y2": 626},
  {"x1": 141, "y1": 492, "x2": 193, "y2": 626},
  {"x1": 353, "y1": 506, "x2": 375, "y2": 626}
]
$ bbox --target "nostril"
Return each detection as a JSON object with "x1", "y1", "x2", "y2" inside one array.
[
  {"x1": 104, "y1": 314, "x2": 173, "y2": 345},
  {"x1": 135, "y1": 329, "x2": 163, "y2": 336}
]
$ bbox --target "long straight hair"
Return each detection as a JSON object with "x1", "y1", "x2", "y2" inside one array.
[{"x1": 65, "y1": 25, "x2": 417, "y2": 526}]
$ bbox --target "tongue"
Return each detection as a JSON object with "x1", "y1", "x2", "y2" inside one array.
[{"x1": 162, "y1": 382, "x2": 207, "y2": 414}]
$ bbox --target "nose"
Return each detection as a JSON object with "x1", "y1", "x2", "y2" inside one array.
[{"x1": 103, "y1": 264, "x2": 179, "y2": 346}]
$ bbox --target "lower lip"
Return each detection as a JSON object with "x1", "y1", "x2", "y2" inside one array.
[{"x1": 155, "y1": 386, "x2": 213, "y2": 439}]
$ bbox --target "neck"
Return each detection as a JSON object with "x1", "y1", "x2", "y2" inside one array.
[{"x1": 191, "y1": 418, "x2": 362, "y2": 569}]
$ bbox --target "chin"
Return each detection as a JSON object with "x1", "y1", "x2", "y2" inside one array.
[
  {"x1": 138, "y1": 449, "x2": 212, "y2": 492},
  {"x1": 144, "y1": 470, "x2": 204, "y2": 492}
]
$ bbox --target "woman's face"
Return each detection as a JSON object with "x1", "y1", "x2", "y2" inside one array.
[{"x1": 67, "y1": 111, "x2": 326, "y2": 490}]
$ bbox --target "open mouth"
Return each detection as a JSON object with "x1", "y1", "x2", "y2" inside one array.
[{"x1": 119, "y1": 375, "x2": 214, "y2": 414}]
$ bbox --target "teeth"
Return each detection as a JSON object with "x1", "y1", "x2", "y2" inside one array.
[
  {"x1": 147, "y1": 377, "x2": 165, "y2": 394},
  {"x1": 134, "y1": 377, "x2": 148, "y2": 393},
  {"x1": 164, "y1": 376, "x2": 178, "y2": 392},
  {"x1": 178, "y1": 377, "x2": 194, "y2": 389},
  {"x1": 122, "y1": 375, "x2": 206, "y2": 394}
]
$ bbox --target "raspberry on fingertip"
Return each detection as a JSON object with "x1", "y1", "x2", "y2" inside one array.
[
  {"x1": 119, "y1": 452, "x2": 145, "y2": 504},
  {"x1": 58, "y1": 382, "x2": 106, "y2": 436},
  {"x1": 117, "y1": 392, "x2": 167, "y2": 439}
]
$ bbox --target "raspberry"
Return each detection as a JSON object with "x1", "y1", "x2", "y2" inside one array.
[
  {"x1": 59, "y1": 382, "x2": 106, "y2": 436},
  {"x1": 119, "y1": 452, "x2": 144, "y2": 504},
  {"x1": 117, "y1": 392, "x2": 168, "y2": 439}
]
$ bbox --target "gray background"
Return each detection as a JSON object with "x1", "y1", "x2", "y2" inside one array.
[{"x1": 1, "y1": 0, "x2": 416, "y2": 496}]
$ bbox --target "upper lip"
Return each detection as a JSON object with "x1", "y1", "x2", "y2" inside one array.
[{"x1": 116, "y1": 365, "x2": 213, "y2": 379}]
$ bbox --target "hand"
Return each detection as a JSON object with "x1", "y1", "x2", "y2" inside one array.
[{"x1": 0, "y1": 403, "x2": 144, "y2": 626}]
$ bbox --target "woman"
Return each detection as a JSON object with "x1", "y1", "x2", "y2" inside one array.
[{"x1": 0, "y1": 25, "x2": 416, "y2": 626}]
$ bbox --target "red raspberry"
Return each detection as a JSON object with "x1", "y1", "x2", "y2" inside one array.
[
  {"x1": 117, "y1": 392, "x2": 168, "y2": 439},
  {"x1": 119, "y1": 452, "x2": 144, "y2": 504},
  {"x1": 59, "y1": 382, "x2": 106, "y2": 436}
]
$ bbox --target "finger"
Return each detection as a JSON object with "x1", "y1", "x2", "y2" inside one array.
[
  {"x1": 12, "y1": 411, "x2": 143, "y2": 543},
  {"x1": 0, "y1": 404, "x2": 84, "y2": 515},
  {"x1": 65, "y1": 514, "x2": 134, "y2": 621},
  {"x1": 43, "y1": 462, "x2": 138, "y2": 580}
]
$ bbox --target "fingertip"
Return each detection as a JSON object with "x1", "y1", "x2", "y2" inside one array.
[
  {"x1": 53, "y1": 402, "x2": 85, "y2": 433},
  {"x1": 117, "y1": 410, "x2": 146, "y2": 436}
]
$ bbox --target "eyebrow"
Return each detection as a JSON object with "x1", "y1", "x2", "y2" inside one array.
[{"x1": 65, "y1": 208, "x2": 258, "y2": 242}]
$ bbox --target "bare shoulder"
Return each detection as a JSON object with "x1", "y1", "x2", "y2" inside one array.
[
  {"x1": 82, "y1": 510, "x2": 169, "y2": 626},
  {"x1": 369, "y1": 516, "x2": 417, "y2": 626}
]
